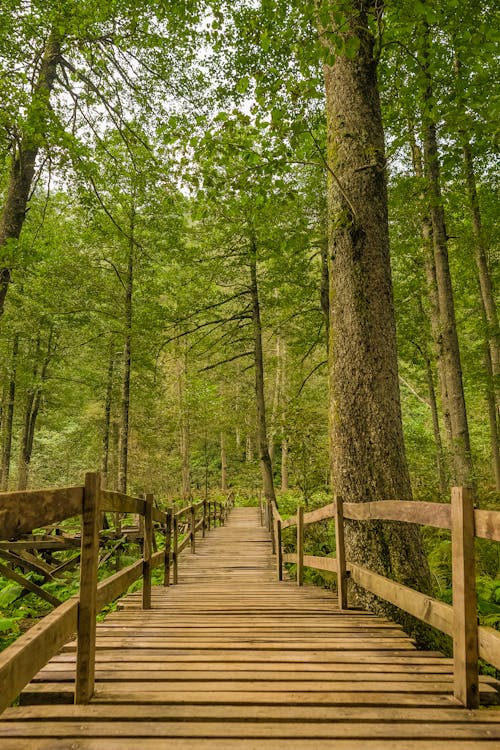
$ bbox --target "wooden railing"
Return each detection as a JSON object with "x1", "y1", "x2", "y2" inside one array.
[
  {"x1": 0, "y1": 472, "x2": 234, "y2": 712},
  {"x1": 263, "y1": 488, "x2": 500, "y2": 709}
]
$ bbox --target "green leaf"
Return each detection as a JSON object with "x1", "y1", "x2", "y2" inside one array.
[
  {"x1": 344, "y1": 36, "x2": 360, "y2": 60},
  {"x1": 236, "y1": 76, "x2": 250, "y2": 95}
]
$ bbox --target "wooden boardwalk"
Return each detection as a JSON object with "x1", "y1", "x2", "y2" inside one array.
[{"x1": 1, "y1": 506, "x2": 500, "y2": 748}]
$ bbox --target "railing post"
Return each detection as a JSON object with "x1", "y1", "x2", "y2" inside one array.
[
  {"x1": 334, "y1": 494, "x2": 348, "y2": 610},
  {"x1": 163, "y1": 508, "x2": 172, "y2": 586},
  {"x1": 173, "y1": 514, "x2": 179, "y2": 584},
  {"x1": 276, "y1": 516, "x2": 283, "y2": 581},
  {"x1": 190, "y1": 504, "x2": 196, "y2": 553},
  {"x1": 451, "y1": 486, "x2": 479, "y2": 708},
  {"x1": 202, "y1": 499, "x2": 207, "y2": 537},
  {"x1": 297, "y1": 505, "x2": 304, "y2": 586},
  {"x1": 75, "y1": 471, "x2": 101, "y2": 704},
  {"x1": 142, "y1": 494, "x2": 153, "y2": 609}
]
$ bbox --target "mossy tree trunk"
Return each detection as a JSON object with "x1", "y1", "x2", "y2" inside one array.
[{"x1": 322, "y1": 1, "x2": 431, "y2": 634}]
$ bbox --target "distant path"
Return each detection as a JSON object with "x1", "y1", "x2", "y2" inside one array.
[{"x1": 1, "y1": 506, "x2": 500, "y2": 748}]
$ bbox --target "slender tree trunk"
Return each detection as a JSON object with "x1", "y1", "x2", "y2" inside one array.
[
  {"x1": 1, "y1": 333, "x2": 19, "y2": 490},
  {"x1": 245, "y1": 434, "x2": 253, "y2": 462},
  {"x1": 249, "y1": 237, "x2": 277, "y2": 508},
  {"x1": 220, "y1": 432, "x2": 228, "y2": 491},
  {"x1": 409, "y1": 130, "x2": 453, "y2": 451},
  {"x1": 422, "y1": 343, "x2": 448, "y2": 494},
  {"x1": 484, "y1": 342, "x2": 500, "y2": 489},
  {"x1": 0, "y1": 33, "x2": 61, "y2": 317},
  {"x1": 419, "y1": 24, "x2": 473, "y2": 486},
  {"x1": 322, "y1": 1, "x2": 431, "y2": 633},
  {"x1": 269, "y1": 334, "x2": 282, "y2": 463},
  {"x1": 18, "y1": 328, "x2": 54, "y2": 490},
  {"x1": 176, "y1": 346, "x2": 191, "y2": 500},
  {"x1": 281, "y1": 436, "x2": 289, "y2": 491},
  {"x1": 101, "y1": 343, "x2": 115, "y2": 488},
  {"x1": 118, "y1": 216, "x2": 134, "y2": 495}
]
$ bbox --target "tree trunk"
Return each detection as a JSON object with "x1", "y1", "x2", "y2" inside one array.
[
  {"x1": 281, "y1": 436, "x2": 289, "y2": 491},
  {"x1": 1, "y1": 333, "x2": 19, "y2": 490},
  {"x1": 409, "y1": 130, "x2": 453, "y2": 452},
  {"x1": 18, "y1": 328, "x2": 54, "y2": 490},
  {"x1": 101, "y1": 343, "x2": 115, "y2": 488},
  {"x1": 249, "y1": 237, "x2": 277, "y2": 508},
  {"x1": 0, "y1": 33, "x2": 61, "y2": 317},
  {"x1": 118, "y1": 219, "x2": 134, "y2": 495},
  {"x1": 245, "y1": 434, "x2": 253, "y2": 462},
  {"x1": 484, "y1": 342, "x2": 500, "y2": 489},
  {"x1": 176, "y1": 346, "x2": 191, "y2": 500},
  {"x1": 419, "y1": 24, "x2": 473, "y2": 486},
  {"x1": 322, "y1": 1, "x2": 431, "y2": 633},
  {"x1": 269, "y1": 334, "x2": 282, "y2": 463},
  {"x1": 220, "y1": 432, "x2": 228, "y2": 491},
  {"x1": 422, "y1": 342, "x2": 448, "y2": 494}
]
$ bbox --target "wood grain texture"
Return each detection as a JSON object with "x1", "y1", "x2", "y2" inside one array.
[
  {"x1": 0, "y1": 486, "x2": 83, "y2": 539},
  {"x1": 2, "y1": 506, "x2": 499, "y2": 748}
]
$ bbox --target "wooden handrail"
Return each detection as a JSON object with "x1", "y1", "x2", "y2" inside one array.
[
  {"x1": 275, "y1": 486, "x2": 500, "y2": 709},
  {"x1": 0, "y1": 474, "x2": 235, "y2": 713}
]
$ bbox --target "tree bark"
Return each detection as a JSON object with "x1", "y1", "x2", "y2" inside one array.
[
  {"x1": 17, "y1": 328, "x2": 54, "y2": 490},
  {"x1": 0, "y1": 33, "x2": 61, "y2": 317},
  {"x1": 118, "y1": 214, "x2": 134, "y2": 495},
  {"x1": 323, "y1": 1, "x2": 431, "y2": 632},
  {"x1": 220, "y1": 432, "x2": 228, "y2": 491},
  {"x1": 176, "y1": 345, "x2": 191, "y2": 500},
  {"x1": 419, "y1": 24, "x2": 473, "y2": 487},
  {"x1": 409, "y1": 131, "x2": 453, "y2": 452},
  {"x1": 1, "y1": 333, "x2": 19, "y2": 490},
  {"x1": 249, "y1": 236, "x2": 277, "y2": 508},
  {"x1": 320, "y1": 235, "x2": 330, "y2": 351},
  {"x1": 101, "y1": 342, "x2": 115, "y2": 488}
]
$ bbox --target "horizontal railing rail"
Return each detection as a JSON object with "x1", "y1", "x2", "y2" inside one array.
[
  {"x1": 0, "y1": 473, "x2": 234, "y2": 712},
  {"x1": 267, "y1": 487, "x2": 500, "y2": 709}
]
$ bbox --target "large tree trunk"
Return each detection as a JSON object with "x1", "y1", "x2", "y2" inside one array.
[
  {"x1": 249, "y1": 238, "x2": 277, "y2": 508},
  {"x1": 320, "y1": 235, "x2": 330, "y2": 351},
  {"x1": 1, "y1": 333, "x2": 19, "y2": 490},
  {"x1": 323, "y1": 1, "x2": 431, "y2": 632},
  {"x1": 0, "y1": 33, "x2": 61, "y2": 317},
  {"x1": 419, "y1": 24, "x2": 473, "y2": 486}
]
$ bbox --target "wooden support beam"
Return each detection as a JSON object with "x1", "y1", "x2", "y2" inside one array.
[
  {"x1": 202, "y1": 499, "x2": 207, "y2": 537},
  {"x1": 75, "y1": 471, "x2": 100, "y2": 704},
  {"x1": 142, "y1": 494, "x2": 153, "y2": 610},
  {"x1": 173, "y1": 515, "x2": 178, "y2": 585},
  {"x1": 451, "y1": 486, "x2": 479, "y2": 708},
  {"x1": 276, "y1": 517, "x2": 283, "y2": 582},
  {"x1": 190, "y1": 505, "x2": 196, "y2": 554},
  {"x1": 297, "y1": 506, "x2": 304, "y2": 587},
  {"x1": 335, "y1": 494, "x2": 348, "y2": 610},
  {"x1": 163, "y1": 509, "x2": 172, "y2": 587},
  {"x1": 0, "y1": 561, "x2": 61, "y2": 607}
]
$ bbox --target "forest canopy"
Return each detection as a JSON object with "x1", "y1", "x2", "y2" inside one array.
[{"x1": 0, "y1": 0, "x2": 498, "y2": 510}]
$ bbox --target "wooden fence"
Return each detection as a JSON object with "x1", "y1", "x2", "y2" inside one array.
[
  {"x1": 263, "y1": 488, "x2": 500, "y2": 709},
  {"x1": 0, "y1": 472, "x2": 233, "y2": 712}
]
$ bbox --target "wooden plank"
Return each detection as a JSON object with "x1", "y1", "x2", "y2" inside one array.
[
  {"x1": 478, "y1": 625, "x2": 500, "y2": 671},
  {"x1": 451, "y1": 486, "x2": 479, "y2": 708},
  {"x1": 96, "y1": 560, "x2": 144, "y2": 611},
  {"x1": 0, "y1": 549, "x2": 53, "y2": 578},
  {"x1": 303, "y1": 502, "x2": 336, "y2": 526},
  {"x1": 349, "y1": 563, "x2": 454, "y2": 635},
  {"x1": 143, "y1": 494, "x2": 153, "y2": 610},
  {"x1": 297, "y1": 507, "x2": 304, "y2": 587},
  {"x1": 100, "y1": 489, "x2": 145, "y2": 516},
  {"x1": 0, "y1": 596, "x2": 78, "y2": 713},
  {"x1": 0, "y1": 486, "x2": 83, "y2": 540},
  {"x1": 0, "y1": 562, "x2": 61, "y2": 607},
  {"x1": 334, "y1": 494, "x2": 347, "y2": 610},
  {"x1": 75, "y1": 472, "x2": 101, "y2": 704},
  {"x1": 474, "y1": 509, "x2": 500, "y2": 541},
  {"x1": 302, "y1": 555, "x2": 338, "y2": 574},
  {"x1": 343, "y1": 499, "x2": 452, "y2": 529}
]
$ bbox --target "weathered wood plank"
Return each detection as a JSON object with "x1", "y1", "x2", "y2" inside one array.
[
  {"x1": 100, "y1": 489, "x2": 145, "y2": 516},
  {"x1": 474, "y1": 509, "x2": 500, "y2": 541},
  {"x1": 343, "y1": 500, "x2": 452, "y2": 529},
  {"x1": 0, "y1": 486, "x2": 83, "y2": 540}
]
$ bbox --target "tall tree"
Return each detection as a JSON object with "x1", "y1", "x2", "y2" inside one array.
[{"x1": 321, "y1": 1, "x2": 431, "y2": 625}]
